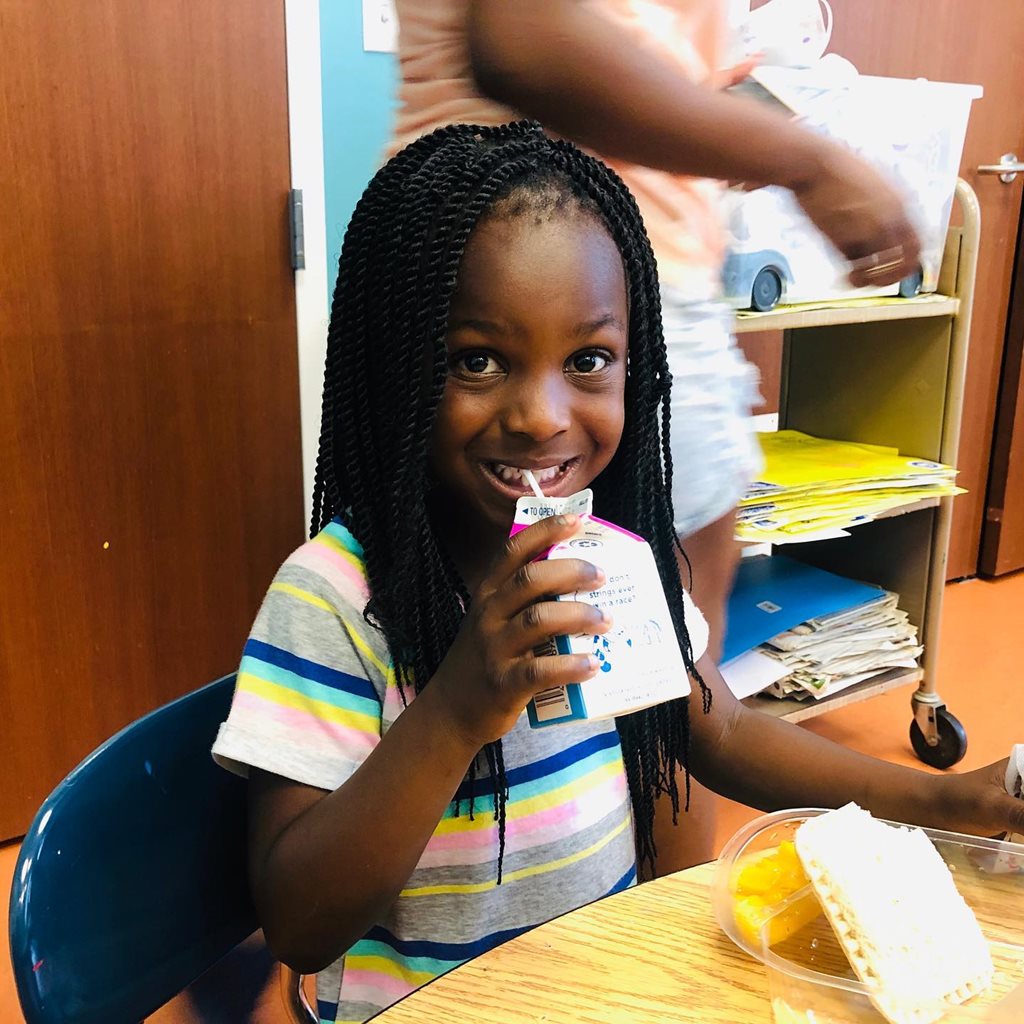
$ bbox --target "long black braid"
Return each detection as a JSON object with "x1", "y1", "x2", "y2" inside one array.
[{"x1": 311, "y1": 122, "x2": 711, "y2": 879}]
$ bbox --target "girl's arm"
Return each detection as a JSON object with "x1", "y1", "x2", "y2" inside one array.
[
  {"x1": 466, "y1": 0, "x2": 919, "y2": 287},
  {"x1": 248, "y1": 514, "x2": 609, "y2": 974},
  {"x1": 248, "y1": 684, "x2": 479, "y2": 975},
  {"x1": 652, "y1": 655, "x2": 1024, "y2": 876}
]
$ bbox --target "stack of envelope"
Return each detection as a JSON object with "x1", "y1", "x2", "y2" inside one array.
[{"x1": 736, "y1": 430, "x2": 963, "y2": 545}]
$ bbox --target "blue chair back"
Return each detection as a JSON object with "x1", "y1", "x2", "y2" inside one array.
[{"x1": 9, "y1": 675, "x2": 257, "y2": 1023}]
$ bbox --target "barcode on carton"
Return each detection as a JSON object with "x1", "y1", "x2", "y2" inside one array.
[
  {"x1": 532, "y1": 637, "x2": 559, "y2": 659},
  {"x1": 532, "y1": 686, "x2": 572, "y2": 722}
]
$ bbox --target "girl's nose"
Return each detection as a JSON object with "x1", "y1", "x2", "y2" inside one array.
[{"x1": 502, "y1": 376, "x2": 572, "y2": 442}]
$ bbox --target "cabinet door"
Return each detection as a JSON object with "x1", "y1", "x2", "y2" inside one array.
[
  {"x1": 824, "y1": 0, "x2": 1024, "y2": 579},
  {"x1": 0, "y1": 1, "x2": 304, "y2": 839}
]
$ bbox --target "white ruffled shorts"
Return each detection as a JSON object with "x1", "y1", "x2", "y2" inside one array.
[{"x1": 662, "y1": 294, "x2": 764, "y2": 537}]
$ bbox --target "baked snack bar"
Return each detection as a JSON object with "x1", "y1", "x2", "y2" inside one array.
[{"x1": 794, "y1": 803, "x2": 993, "y2": 1024}]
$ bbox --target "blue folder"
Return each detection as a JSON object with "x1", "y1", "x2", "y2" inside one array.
[{"x1": 721, "y1": 555, "x2": 883, "y2": 663}]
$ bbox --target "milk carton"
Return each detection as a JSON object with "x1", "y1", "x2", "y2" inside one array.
[{"x1": 510, "y1": 488, "x2": 692, "y2": 728}]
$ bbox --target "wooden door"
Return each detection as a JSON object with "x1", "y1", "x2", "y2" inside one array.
[
  {"x1": 980, "y1": 221, "x2": 1024, "y2": 575},
  {"x1": 825, "y1": 0, "x2": 1024, "y2": 580},
  {"x1": 0, "y1": 2, "x2": 305, "y2": 839}
]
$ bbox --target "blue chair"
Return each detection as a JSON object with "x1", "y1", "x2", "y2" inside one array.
[{"x1": 8, "y1": 674, "x2": 316, "y2": 1023}]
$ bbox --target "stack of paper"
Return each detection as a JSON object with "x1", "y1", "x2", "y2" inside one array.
[
  {"x1": 736, "y1": 430, "x2": 963, "y2": 545},
  {"x1": 721, "y1": 555, "x2": 920, "y2": 702},
  {"x1": 759, "y1": 592, "x2": 921, "y2": 701}
]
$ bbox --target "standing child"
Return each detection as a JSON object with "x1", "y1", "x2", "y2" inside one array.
[
  {"x1": 390, "y1": 0, "x2": 923, "y2": 652},
  {"x1": 213, "y1": 123, "x2": 1021, "y2": 1024}
]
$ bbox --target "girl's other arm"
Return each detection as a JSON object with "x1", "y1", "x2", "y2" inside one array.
[
  {"x1": 467, "y1": 0, "x2": 919, "y2": 286},
  {"x1": 652, "y1": 655, "x2": 1024, "y2": 876}
]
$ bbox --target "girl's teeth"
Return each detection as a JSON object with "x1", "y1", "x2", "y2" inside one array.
[{"x1": 493, "y1": 463, "x2": 565, "y2": 485}]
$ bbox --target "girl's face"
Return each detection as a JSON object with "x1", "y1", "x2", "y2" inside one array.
[{"x1": 430, "y1": 209, "x2": 628, "y2": 542}]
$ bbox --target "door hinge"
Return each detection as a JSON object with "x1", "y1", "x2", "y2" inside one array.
[{"x1": 289, "y1": 188, "x2": 305, "y2": 271}]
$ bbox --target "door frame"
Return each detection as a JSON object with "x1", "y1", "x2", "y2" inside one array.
[
  {"x1": 284, "y1": 0, "x2": 330, "y2": 532},
  {"x1": 980, "y1": 202, "x2": 1024, "y2": 576}
]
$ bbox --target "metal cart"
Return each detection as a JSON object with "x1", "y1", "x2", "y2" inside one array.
[{"x1": 733, "y1": 179, "x2": 981, "y2": 769}]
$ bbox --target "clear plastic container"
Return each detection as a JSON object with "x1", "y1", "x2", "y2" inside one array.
[{"x1": 713, "y1": 809, "x2": 1024, "y2": 1022}]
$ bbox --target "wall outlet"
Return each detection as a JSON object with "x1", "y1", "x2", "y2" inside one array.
[{"x1": 362, "y1": 0, "x2": 398, "y2": 53}]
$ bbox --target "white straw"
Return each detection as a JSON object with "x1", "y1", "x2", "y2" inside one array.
[{"x1": 523, "y1": 469, "x2": 546, "y2": 499}]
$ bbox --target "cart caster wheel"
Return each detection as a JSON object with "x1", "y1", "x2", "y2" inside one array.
[{"x1": 910, "y1": 707, "x2": 967, "y2": 769}]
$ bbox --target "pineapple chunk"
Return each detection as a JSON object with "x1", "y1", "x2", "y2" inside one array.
[{"x1": 733, "y1": 841, "x2": 820, "y2": 945}]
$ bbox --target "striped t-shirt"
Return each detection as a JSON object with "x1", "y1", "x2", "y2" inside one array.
[{"x1": 213, "y1": 521, "x2": 670, "y2": 1024}]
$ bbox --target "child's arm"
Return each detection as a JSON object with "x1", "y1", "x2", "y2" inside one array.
[
  {"x1": 248, "y1": 514, "x2": 609, "y2": 974},
  {"x1": 652, "y1": 656, "x2": 1024, "y2": 875},
  {"x1": 248, "y1": 686, "x2": 482, "y2": 974},
  {"x1": 466, "y1": 0, "x2": 919, "y2": 288}
]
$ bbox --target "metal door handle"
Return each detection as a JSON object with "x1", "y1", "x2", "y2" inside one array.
[{"x1": 978, "y1": 153, "x2": 1024, "y2": 182}]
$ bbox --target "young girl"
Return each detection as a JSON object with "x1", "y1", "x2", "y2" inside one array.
[{"x1": 213, "y1": 122, "x2": 1021, "y2": 1024}]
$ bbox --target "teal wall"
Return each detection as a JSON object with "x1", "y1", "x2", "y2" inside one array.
[{"x1": 319, "y1": 2, "x2": 398, "y2": 302}]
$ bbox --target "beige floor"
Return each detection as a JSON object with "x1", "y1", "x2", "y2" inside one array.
[{"x1": 4, "y1": 573, "x2": 1024, "y2": 1021}]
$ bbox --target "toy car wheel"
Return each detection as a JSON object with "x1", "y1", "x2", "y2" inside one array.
[
  {"x1": 751, "y1": 268, "x2": 782, "y2": 312},
  {"x1": 898, "y1": 269, "x2": 924, "y2": 298},
  {"x1": 909, "y1": 706, "x2": 967, "y2": 769}
]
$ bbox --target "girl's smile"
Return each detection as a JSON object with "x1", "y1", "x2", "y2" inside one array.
[
  {"x1": 429, "y1": 206, "x2": 629, "y2": 553},
  {"x1": 480, "y1": 456, "x2": 583, "y2": 499}
]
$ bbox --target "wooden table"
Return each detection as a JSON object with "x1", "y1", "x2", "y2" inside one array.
[{"x1": 374, "y1": 863, "x2": 774, "y2": 1023}]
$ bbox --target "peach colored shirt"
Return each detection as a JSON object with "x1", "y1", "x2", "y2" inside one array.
[{"x1": 391, "y1": 0, "x2": 728, "y2": 301}]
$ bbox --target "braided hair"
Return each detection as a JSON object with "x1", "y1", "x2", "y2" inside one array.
[{"x1": 311, "y1": 121, "x2": 710, "y2": 878}]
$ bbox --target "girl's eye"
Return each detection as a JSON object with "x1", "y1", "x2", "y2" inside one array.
[
  {"x1": 568, "y1": 351, "x2": 611, "y2": 374},
  {"x1": 452, "y1": 352, "x2": 503, "y2": 376}
]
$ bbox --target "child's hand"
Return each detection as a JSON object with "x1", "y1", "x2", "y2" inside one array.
[
  {"x1": 933, "y1": 758, "x2": 1024, "y2": 838},
  {"x1": 791, "y1": 141, "x2": 922, "y2": 289},
  {"x1": 432, "y1": 514, "x2": 610, "y2": 750}
]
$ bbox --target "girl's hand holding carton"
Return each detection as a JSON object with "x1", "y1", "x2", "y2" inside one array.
[
  {"x1": 509, "y1": 481, "x2": 695, "y2": 729},
  {"x1": 431, "y1": 512, "x2": 611, "y2": 750}
]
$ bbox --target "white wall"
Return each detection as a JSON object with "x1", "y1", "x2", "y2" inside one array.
[
  {"x1": 284, "y1": 0, "x2": 329, "y2": 532},
  {"x1": 284, "y1": 1, "x2": 397, "y2": 529}
]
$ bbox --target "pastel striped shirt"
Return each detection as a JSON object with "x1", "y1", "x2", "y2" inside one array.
[{"x1": 212, "y1": 522, "x2": 639, "y2": 1023}]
